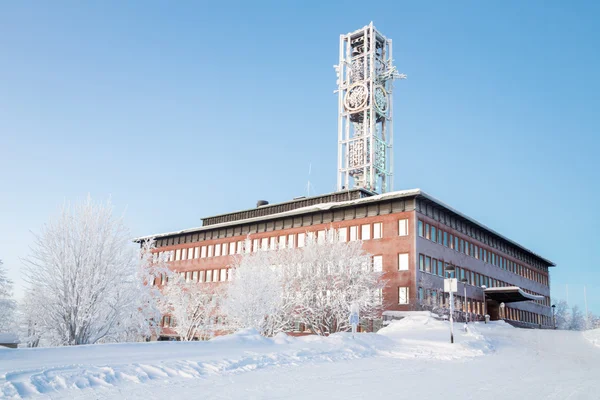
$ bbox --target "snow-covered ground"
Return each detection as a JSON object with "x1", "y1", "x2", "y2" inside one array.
[{"x1": 1, "y1": 314, "x2": 599, "y2": 399}]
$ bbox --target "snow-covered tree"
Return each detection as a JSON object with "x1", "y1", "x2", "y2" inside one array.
[
  {"x1": 569, "y1": 305, "x2": 586, "y2": 331},
  {"x1": 160, "y1": 274, "x2": 222, "y2": 341},
  {"x1": 107, "y1": 239, "x2": 170, "y2": 343},
  {"x1": 223, "y1": 231, "x2": 385, "y2": 336},
  {"x1": 223, "y1": 240, "x2": 293, "y2": 336},
  {"x1": 21, "y1": 197, "x2": 162, "y2": 346},
  {"x1": 286, "y1": 232, "x2": 386, "y2": 335},
  {"x1": 553, "y1": 300, "x2": 570, "y2": 330},
  {"x1": 0, "y1": 259, "x2": 16, "y2": 333}
]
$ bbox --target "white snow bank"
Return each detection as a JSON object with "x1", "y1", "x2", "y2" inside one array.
[
  {"x1": 0, "y1": 315, "x2": 494, "y2": 399},
  {"x1": 583, "y1": 328, "x2": 600, "y2": 348},
  {"x1": 377, "y1": 312, "x2": 494, "y2": 359}
]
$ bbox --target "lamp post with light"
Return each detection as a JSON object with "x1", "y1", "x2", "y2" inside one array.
[
  {"x1": 481, "y1": 285, "x2": 487, "y2": 323},
  {"x1": 445, "y1": 264, "x2": 456, "y2": 343},
  {"x1": 461, "y1": 278, "x2": 469, "y2": 324}
]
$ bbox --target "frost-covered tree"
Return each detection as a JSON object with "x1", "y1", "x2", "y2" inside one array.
[
  {"x1": 223, "y1": 231, "x2": 385, "y2": 336},
  {"x1": 0, "y1": 259, "x2": 17, "y2": 333},
  {"x1": 286, "y1": 232, "x2": 386, "y2": 335},
  {"x1": 553, "y1": 299, "x2": 570, "y2": 330},
  {"x1": 224, "y1": 240, "x2": 293, "y2": 336},
  {"x1": 107, "y1": 239, "x2": 170, "y2": 343},
  {"x1": 569, "y1": 305, "x2": 586, "y2": 331},
  {"x1": 22, "y1": 197, "x2": 162, "y2": 346},
  {"x1": 160, "y1": 275, "x2": 222, "y2": 341}
]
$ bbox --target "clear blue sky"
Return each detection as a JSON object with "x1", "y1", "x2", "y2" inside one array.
[{"x1": 1, "y1": 1, "x2": 598, "y2": 313}]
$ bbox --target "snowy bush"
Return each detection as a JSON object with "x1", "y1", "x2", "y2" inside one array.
[{"x1": 159, "y1": 274, "x2": 222, "y2": 341}]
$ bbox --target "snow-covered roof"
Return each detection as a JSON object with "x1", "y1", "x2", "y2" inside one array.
[
  {"x1": 133, "y1": 188, "x2": 554, "y2": 267},
  {"x1": 484, "y1": 286, "x2": 545, "y2": 302}
]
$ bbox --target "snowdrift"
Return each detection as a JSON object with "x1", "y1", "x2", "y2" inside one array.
[
  {"x1": 583, "y1": 328, "x2": 600, "y2": 348},
  {"x1": 0, "y1": 313, "x2": 493, "y2": 399}
]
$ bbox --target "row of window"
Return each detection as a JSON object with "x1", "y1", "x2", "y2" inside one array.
[
  {"x1": 417, "y1": 201, "x2": 548, "y2": 270},
  {"x1": 157, "y1": 219, "x2": 411, "y2": 263},
  {"x1": 152, "y1": 268, "x2": 232, "y2": 286},
  {"x1": 504, "y1": 306, "x2": 551, "y2": 326},
  {"x1": 372, "y1": 253, "x2": 410, "y2": 272},
  {"x1": 161, "y1": 315, "x2": 225, "y2": 328},
  {"x1": 418, "y1": 220, "x2": 549, "y2": 286},
  {"x1": 417, "y1": 289, "x2": 551, "y2": 326},
  {"x1": 419, "y1": 254, "x2": 550, "y2": 307}
]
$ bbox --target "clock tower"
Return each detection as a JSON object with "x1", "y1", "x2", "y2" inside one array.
[{"x1": 335, "y1": 23, "x2": 405, "y2": 194}]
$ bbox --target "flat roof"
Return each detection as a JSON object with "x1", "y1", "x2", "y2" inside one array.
[{"x1": 134, "y1": 188, "x2": 555, "y2": 267}]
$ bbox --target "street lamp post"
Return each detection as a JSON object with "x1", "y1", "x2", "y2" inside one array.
[
  {"x1": 445, "y1": 265, "x2": 456, "y2": 344},
  {"x1": 481, "y1": 285, "x2": 487, "y2": 323},
  {"x1": 461, "y1": 278, "x2": 469, "y2": 324},
  {"x1": 552, "y1": 304, "x2": 556, "y2": 329}
]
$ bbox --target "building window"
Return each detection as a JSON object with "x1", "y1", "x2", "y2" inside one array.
[
  {"x1": 208, "y1": 245, "x2": 214, "y2": 257},
  {"x1": 361, "y1": 224, "x2": 371, "y2": 240},
  {"x1": 215, "y1": 244, "x2": 221, "y2": 257},
  {"x1": 175, "y1": 249, "x2": 181, "y2": 261},
  {"x1": 220, "y1": 269, "x2": 227, "y2": 281},
  {"x1": 279, "y1": 235, "x2": 286, "y2": 249},
  {"x1": 338, "y1": 227, "x2": 347, "y2": 242},
  {"x1": 373, "y1": 255, "x2": 383, "y2": 272},
  {"x1": 373, "y1": 223, "x2": 383, "y2": 239},
  {"x1": 213, "y1": 269, "x2": 218, "y2": 282},
  {"x1": 317, "y1": 230, "x2": 326, "y2": 244},
  {"x1": 236, "y1": 241, "x2": 242, "y2": 254},
  {"x1": 425, "y1": 256, "x2": 431, "y2": 273},
  {"x1": 350, "y1": 226, "x2": 358, "y2": 241},
  {"x1": 201, "y1": 246, "x2": 207, "y2": 258},
  {"x1": 431, "y1": 226, "x2": 436, "y2": 242},
  {"x1": 443, "y1": 231, "x2": 448, "y2": 247},
  {"x1": 261, "y1": 238, "x2": 268, "y2": 251},
  {"x1": 419, "y1": 254, "x2": 425, "y2": 271},
  {"x1": 192, "y1": 271, "x2": 198, "y2": 281},
  {"x1": 425, "y1": 223, "x2": 430, "y2": 239},
  {"x1": 270, "y1": 237, "x2": 277, "y2": 250},
  {"x1": 253, "y1": 239, "x2": 259, "y2": 253},
  {"x1": 298, "y1": 233, "x2": 306, "y2": 248},
  {"x1": 418, "y1": 220, "x2": 424, "y2": 237},
  {"x1": 199, "y1": 270, "x2": 205, "y2": 283},
  {"x1": 398, "y1": 253, "x2": 409, "y2": 271},
  {"x1": 399, "y1": 287, "x2": 409, "y2": 304},
  {"x1": 229, "y1": 243, "x2": 236, "y2": 256},
  {"x1": 438, "y1": 260, "x2": 443, "y2": 277},
  {"x1": 194, "y1": 247, "x2": 200, "y2": 259},
  {"x1": 288, "y1": 234, "x2": 295, "y2": 248},
  {"x1": 399, "y1": 219, "x2": 409, "y2": 236},
  {"x1": 185, "y1": 271, "x2": 191, "y2": 282},
  {"x1": 181, "y1": 248, "x2": 187, "y2": 260},
  {"x1": 206, "y1": 270, "x2": 212, "y2": 282},
  {"x1": 222, "y1": 243, "x2": 228, "y2": 255}
]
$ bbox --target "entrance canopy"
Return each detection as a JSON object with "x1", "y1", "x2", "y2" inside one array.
[{"x1": 484, "y1": 287, "x2": 544, "y2": 303}]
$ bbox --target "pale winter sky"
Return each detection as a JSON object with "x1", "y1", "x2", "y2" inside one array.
[{"x1": 1, "y1": 1, "x2": 599, "y2": 312}]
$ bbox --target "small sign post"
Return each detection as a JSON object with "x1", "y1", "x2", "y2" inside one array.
[
  {"x1": 349, "y1": 303, "x2": 360, "y2": 338},
  {"x1": 444, "y1": 278, "x2": 458, "y2": 344}
]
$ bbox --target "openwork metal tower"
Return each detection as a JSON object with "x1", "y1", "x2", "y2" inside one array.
[{"x1": 335, "y1": 23, "x2": 405, "y2": 194}]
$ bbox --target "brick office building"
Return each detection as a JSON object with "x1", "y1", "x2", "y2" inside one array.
[{"x1": 139, "y1": 187, "x2": 555, "y2": 334}]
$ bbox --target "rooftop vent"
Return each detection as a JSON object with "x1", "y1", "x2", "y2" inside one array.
[{"x1": 256, "y1": 200, "x2": 269, "y2": 208}]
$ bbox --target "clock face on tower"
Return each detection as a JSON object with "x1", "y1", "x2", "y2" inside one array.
[{"x1": 344, "y1": 82, "x2": 368, "y2": 111}]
